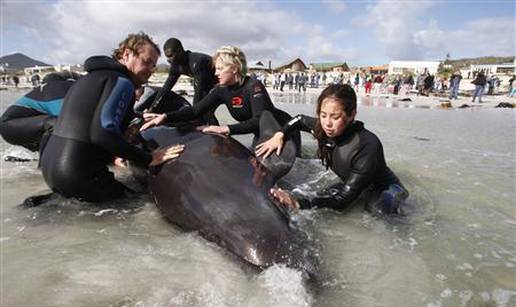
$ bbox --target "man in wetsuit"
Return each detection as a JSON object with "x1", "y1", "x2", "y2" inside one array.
[
  {"x1": 40, "y1": 32, "x2": 184, "y2": 203},
  {"x1": 0, "y1": 71, "x2": 80, "y2": 152},
  {"x1": 151, "y1": 37, "x2": 218, "y2": 124}
]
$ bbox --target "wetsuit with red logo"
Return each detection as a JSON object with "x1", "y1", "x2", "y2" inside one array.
[{"x1": 164, "y1": 77, "x2": 298, "y2": 146}]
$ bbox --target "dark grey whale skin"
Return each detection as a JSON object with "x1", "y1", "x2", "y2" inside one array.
[{"x1": 139, "y1": 123, "x2": 314, "y2": 273}]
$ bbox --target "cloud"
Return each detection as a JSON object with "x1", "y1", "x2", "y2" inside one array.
[
  {"x1": 2, "y1": 1, "x2": 307, "y2": 65},
  {"x1": 322, "y1": 0, "x2": 346, "y2": 14},
  {"x1": 360, "y1": 0, "x2": 436, "y2": 60},
  {"x1": 304, "y1": 25, "x2": 359, "y2": 63},
  {"x1": 362, "y1": 0, "x2": 515, "y2": 61}
]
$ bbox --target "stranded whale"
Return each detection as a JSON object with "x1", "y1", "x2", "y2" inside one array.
[{"x1": 138, "y1": 112, "x2": 315, "y2": 273}]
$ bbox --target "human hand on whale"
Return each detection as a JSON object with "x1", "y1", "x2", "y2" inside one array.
[
  {"x1": 139, "y1": 113, "x2": 229, "y2": 136},
  {"x1": 197, "y1": 125, "x2": 229, "y2": 136},
  {"x1": 269, "y1": 187, "x2": 300, "y2": 210},
  {"x1": 255, "y1": 131, "x2": 285, "y2": 158},
  {"x1": 140, "y1": 112, "x2": 167, "y2": 131},
  {"x1": 150, "y1": 144, "x2": 185, "y2": 166}
]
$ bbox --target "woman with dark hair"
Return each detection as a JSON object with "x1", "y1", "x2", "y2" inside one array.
[{"x1": 256, "y1": 84, "x2": 408, "y2": 214}]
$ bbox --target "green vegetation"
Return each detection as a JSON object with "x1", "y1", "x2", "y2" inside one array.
[{"x1": 443, "y1": 56, "x2": 514, "y2": 71}]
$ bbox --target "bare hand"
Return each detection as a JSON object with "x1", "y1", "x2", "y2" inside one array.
[
  {"x1": 269, "y1": 187, "x2": 300, "y2": 209},
  {"x1": 255, "y1": 132, "x2": 285, "y2": 158},
  {"x1": 195, "y1": 125, "x2": 208, "y2": 131},
  {"x1": 113, "y1": 157, "x2": 127, "y2": 167},
  {"x1": 202, "y1": 125, "x2": 230, "y2": 135},
  {"x1": 140, "y1": 113, "x2": 167, "y2": 131},
  {"x1": 150, "y1": 144, "x2": 185, "y2": 166}
]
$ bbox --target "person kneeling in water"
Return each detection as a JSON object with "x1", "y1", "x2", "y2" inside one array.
[
  {"x1": 0, "y1": 71, "x2": 80, "y2": 153},
  {"x1": 40, "y1": 32, "x2": 183, "y2": 203},
  {"x1": 256, "y1": 84, "x2": 408, "y2": 215}
]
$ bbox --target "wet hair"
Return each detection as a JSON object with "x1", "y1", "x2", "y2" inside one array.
[
  {"x1": 112, "y1": 32, "x2": 160, "y2": 60},
  {"x1": 213, "y1": 46, "x2": 248, "y2": 80},
  {"x1": 314, "y1": 84, "x2": 357, "y2": 168},
  {"x1": 163, "y1": 38, "x2": 184, "y2": 58}
]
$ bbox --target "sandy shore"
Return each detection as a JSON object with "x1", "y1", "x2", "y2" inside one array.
[{"x1": 3, "y1": 77, "x2": 514, "y2": 109}]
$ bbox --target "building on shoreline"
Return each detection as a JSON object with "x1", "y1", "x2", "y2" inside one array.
[
  {"x1": 309, "y1": 62, "x2": 350, "y2": 73},
  {"x1": 388, "y1": 61, "x2": 440, "y2": 75},
  {"x1": 469, "y1": 63, "x2": 515, "y2": 76},
  {"x1": 274, "y1": 58, "x2": 307, "y2": 72}
]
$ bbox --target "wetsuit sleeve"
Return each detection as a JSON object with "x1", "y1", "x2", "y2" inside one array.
[
  {"x1": 150, "y1": 67, "x2": 180, "y2": 112},
  {"x1": 227, "y1": 82, "x2": 268, "y2": 135},
  {"x1": 90, "y1": 76, "x2": 152, "y2": 165},
  {"x1": 297, "y1": 141, "x2": 379, "y2": 210},
  {"x1": 281, "y1": 114, "x2": 317, "y2": 135},
  {"x1": 165, "y1": 87, "x2": 222, "y2": 122},
  {"x1": 193, "y1": 57, "x2": 215, "y2": 104}
]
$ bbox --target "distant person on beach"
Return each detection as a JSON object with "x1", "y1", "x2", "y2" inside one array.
[
  {"x1": 393, "y1": 75, "x2": 401, "y2": 95},
  {"x1": 364, "y1": 74, "x2": 372, "y2": 94},
  {"x1": 256, "y1": 83, "x2": 408, "y2": 215},
  {"x1": 508, "y1": 76, "x2": 516, "y2": 97},
  {"x1": 0, "y1": 72, "x2": 80, "y2": 152},
  {"x1": 298, "y1": 73, "x2": 306, "y2": 92},
  {"x1": 40, "y1": 32, "x2": 184, "y2": 203},
  {"x1": 471, "y1": 71, "x2": 487, "y2": 103},
  {"x1": 448, "y1": 71, "x2": 462, "y2": 100},
  {"x1": 31, "y1": 74, "x2": 40, "y2": 87},
  {"x1": 151, "y1": 37, "x2": 218, "y2": 125},
  {"x1": 141, "y1": 45, "x2": 300, "y2": 152},
  {"x1": 402, "y1": 74, "x2": 414, "y2": 95},
  {"x1": 12, "y1": 75, "x2": 19, "y2": 87}
]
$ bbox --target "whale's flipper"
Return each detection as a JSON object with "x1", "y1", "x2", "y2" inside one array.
[{"x1": 256, "y1": 111, "x2": 297, "y2": 181}]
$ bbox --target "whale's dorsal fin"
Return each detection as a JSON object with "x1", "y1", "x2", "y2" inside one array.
[{"x1": 256, "y1": 111, "x2": 296, "y2": 181}]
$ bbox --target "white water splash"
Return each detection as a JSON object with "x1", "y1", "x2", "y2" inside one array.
[{"x1": 258, "y1": 264, "x2": 312, "y2": 307}]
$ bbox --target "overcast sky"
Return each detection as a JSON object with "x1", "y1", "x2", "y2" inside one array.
[{"x1": 2, "y1": 0, "x2": 514, "y2": 67}]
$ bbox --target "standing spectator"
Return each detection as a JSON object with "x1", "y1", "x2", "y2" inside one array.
[
  {"x1": 31, "y1": 74, "x2": 40, "y2": 87},
  {"x1": 280, "y1": 72, "x2": 286, "y2": 92},
  {"x1": 287, "y1": 73, "x2": 294, "y2": 90},
  {"x1": 508, "y1": 76, "x2": 516, "y2": 97},
  {"x1": 448, "y1": 72, "x2": 462, "y2": 100},
  {"x1": 12, "y1": 75, "x2": 19, "y2": 88},
  {"x1": 364, "y1": 74, "x2": 373, "y2": 94},
  {"x1": 298, "y1": 73, "x2": 306, "y2": 92},
  {"x1": 471, "y1": 71, "x2": 487, "y2": 103},
  {"x1": 393, "y1": 75, "x2": 402, "y2": 95},
  {"x1": 402, "y1": 74, "x2": 414, "y2": 95}
]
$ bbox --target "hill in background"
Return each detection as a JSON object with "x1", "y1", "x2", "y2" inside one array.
[
  {"x1": 0, "y1": 53, "x2": 51, "y2": 71},
  {"x1": 445, "y1": 56, "x2": 514, "y2": 71}
]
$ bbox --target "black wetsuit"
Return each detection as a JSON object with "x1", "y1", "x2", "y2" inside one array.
[
  {"x1": 164, "y1": 76, "x2": 300, "y2": 150},
  {"x1": 134, "y1": 86, "x2": 190, "y2": 115},
  {"x1": 283, "y1": 115, "x2": 408, "y2": 214},
  {"x1": 40, "y1": 56, "x2": 152, "y2": 202},
  {"x1": 0, "y1": 76, "x2": 77, "y2": 152},
  {"x1": 154, "y1": 51, "x2": 218, "y2": 124}
]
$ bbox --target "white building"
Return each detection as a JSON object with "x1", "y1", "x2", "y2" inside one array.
[
  {"x1": 388, "y1": 61, "x2": 440, "y2": 75},
  {"x1": 469, "y1": 63, "x2": 514, "y2": 75},
  {"x1": 24, "y1": 65, "x2": 55, "y2": 75}
]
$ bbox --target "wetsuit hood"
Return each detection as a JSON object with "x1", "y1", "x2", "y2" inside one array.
[{"x1": 84, "y1": 56, "x2": 129, "y2": 75}]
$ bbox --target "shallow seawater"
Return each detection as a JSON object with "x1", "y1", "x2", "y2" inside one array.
[{"x1": 1, "y1": 89, "x2": 515, "y2": 306}]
